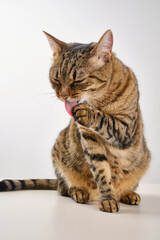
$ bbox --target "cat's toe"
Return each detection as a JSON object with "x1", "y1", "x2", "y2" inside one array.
[
  {"x1": 99, "y1": 199, "x2": 119, "y2": 213},
  {"x1": 68, "y1": 187, "x2": 89, "y2": 204},
  {"x1": 120, "y1": 191, "x2": 141, "y2": 205}
]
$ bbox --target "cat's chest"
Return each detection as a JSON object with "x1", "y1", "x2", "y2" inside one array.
[{"x1": 106, "y1": 144, "x2": 134, "y2": 168}]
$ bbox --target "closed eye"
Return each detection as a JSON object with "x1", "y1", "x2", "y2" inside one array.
[
  {"x1": 53, "y1": 79, "x2": 60, "y2": 84},
  {"x1": 75, "y1": 78, "x2": 85, "y2": 83},
  {"x1": 71, "y1": 78, "x2": 85, "y2": 87},
  {"x1": 52, "y1": 79, "x2": 61, "y2": 87},
  {"x1": 53, "y1": 78, "x2": 60, "y2": 82}
]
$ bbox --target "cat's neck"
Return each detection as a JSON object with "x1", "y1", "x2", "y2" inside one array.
[{"x1": 89, "y1": 53, "x2": 138, "y2": 114}]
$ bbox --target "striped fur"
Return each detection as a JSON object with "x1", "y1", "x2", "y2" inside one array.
[
  {"x1": 0, "y1": 179, "x2": 57, "y2": 191},
  {"x1": 0, "y1": 30, "x2": 151, "y2": 214},
  {"x1": 46, "y1": 30, "x2": 151, "y2": 213}
]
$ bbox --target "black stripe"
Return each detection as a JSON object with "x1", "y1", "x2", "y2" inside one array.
[
  {"x1": 96, "y1": 116, "x2": 105, "y2": 131},
  {"x1": 109, "y1": 200, "x2": 112, "y2": 212},
  {"x1": 82, "y1": 133, "x2": 97, "y2": 142},
  {"x1": 106, "y1": 119, "x2": 112, "y2": 139},
  {"x1": 112, "y1": 176, "x2": 117, "y2": 180},
  {"x1": 101, "y1": 201, "x2": 105, "y2": 210},
  {"x1": 59, "y1": 54, "x2": 65, "y2": 74},
  {"x1": 101, "y1": 180, "x2": 107, "y2": 185},
  {"x1": 126, "y1": 196, "x2": 131, "y2": 205},
  {"x1": 97, "y1": 112, "x2": 101, "y2": 118},
  {"x1": 67, "y1": 62, "x2": 76, "y2": 75},
  {"x1": 0, "y1": 181, "x2": 8, "y2": 191},
  {"x1": 120, "y1": 136, "x2": 133, "y2": 149},
  {"x1": 99, "y1": 117, "x2": 104, "y2": 130},
  {"x1": 56, "y1": 70, "x2": 58, "y2": 79},
  {"x1": 125, "y1": 128, "x2": 130, "y2": 139},
  {"x1": 95, "y1": 174, "x2": 100, "y2": 182},
  {"x1": 7, "y1": 180, "x2": 16, "y2": 190},
  {"x1": 101, "y1": 176, "x2": 105, "y2": 181},
  {"x1": 117, "y1": 118, "x2": 128, "y2": 127},
  {"x1": 99, "y1": 169, "x2": 104, "y2": 174},
  {"x1": 75, "y1": 193, "x2": 78, "y2": 202},
  {"x1": 91, "y1": 154, "x2": 107, "y2": 161},
  {"x1": 110, "y1": 76, "x2": 130, "y2": 103},
  {"x1": 84, "y1": 149, "x2": 107, "y2": 161},
  {"x1": 88, "y1": 75, "x2": 106, "y2": 82},
  {"x1": 76, "y1": 129, "x2": 81, "y2": 141},
  {"x1": 106, "y1": 188, "x2": 111, "y2": 193},
  {"x1": 123, "y1": 169, "x2": 129, "y2": 174},
  {"x1": 110, "y1": 116, "x2": 116, "y2": 136},
  {"x1": 21, "y1": 180, "x2": 26, "y2": 189},
  {"x1": 114, "y1": 160, "x2": 119, "y2": 164},
  {"x1": 73, "y1": 70, "x2": 77, "y2": 80}
]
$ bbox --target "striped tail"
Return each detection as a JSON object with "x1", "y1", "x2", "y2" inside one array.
[{"x1": 0, "y1": 179, "x2": 57, "y2": 191}]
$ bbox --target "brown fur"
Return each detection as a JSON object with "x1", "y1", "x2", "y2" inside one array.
[
  {"x1": 0, "y1": 30, "x2": 150, "y2": 213},
  {"x1": 47, "y1": 30, "x2": 151, "y2": 212}
]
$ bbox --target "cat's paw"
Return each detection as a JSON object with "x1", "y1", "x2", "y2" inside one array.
[
  {"x1": 68, "y1": 187, "x2": 89, "y2": 204},
  {"x1": 72, "y1": 103, "x2": 90, "y2": 126},
  {"x1": 120, "y1": 191, "x2": 141, "y2": 205},
  {"x1": 99, "y1": 199, "x2": 119, "y2": 213}
]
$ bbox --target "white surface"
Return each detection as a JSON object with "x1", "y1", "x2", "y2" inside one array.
[
  {"x1": 0, "y1": 0, "x2": 160, "y2": 183},
  {"x1": 0, "y1": 184, "x2": 160, "y2": 240}
]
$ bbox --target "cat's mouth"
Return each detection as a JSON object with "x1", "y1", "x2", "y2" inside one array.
[{"x1": 65, "y1": 100, "x2": 79, "y2": 117}]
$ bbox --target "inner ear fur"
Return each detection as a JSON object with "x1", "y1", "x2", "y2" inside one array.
[
  {"x1": 43, "y1": 31, "x2": 67, "y2": 56},
  {"x1": 87, "y1": 30, "x2": 113, "y2": 71}
]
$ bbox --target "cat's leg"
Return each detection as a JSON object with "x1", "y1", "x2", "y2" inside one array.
[
  {"x1": 57, "y1": 177, "x2": 69, "y2": 196},
  {"x1": 72, "y1": 103, "x2": 136, "y2": 149},
  {"x1": 57, "y1": 177, "x2": 90, "y2": 204},
  {"x1": 56, "y1": 168, "x2": 90, "y2": 203},
  {"x1": 90, "y1": 159, "x2": 119, "y2": 213},
  {"x1": 78, "y1": 127, "x2": 119, "y2": 213},
  {"x1": 120, "y1": 191, "x2": 141, "y2": 205},
  {"x1": 52, "y1": 127, "x2": 94, "y2": 203}
]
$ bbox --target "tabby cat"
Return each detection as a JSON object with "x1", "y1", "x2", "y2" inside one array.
[{"x1": 0, "y1": 30, "x2": 150, "y2": 213}]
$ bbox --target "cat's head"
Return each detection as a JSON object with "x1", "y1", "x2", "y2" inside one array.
[{"x1": 44, "y1": 30, "x2": 113, "y2": 104}]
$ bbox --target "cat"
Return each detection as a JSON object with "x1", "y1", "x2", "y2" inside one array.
[{"x1": 0, "y1": 30, "x2": 150, "y2": 213}]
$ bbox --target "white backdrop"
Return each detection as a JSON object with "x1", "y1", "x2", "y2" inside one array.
[{"x1": 0, "y1": 0, "x2": 159, "y2": 183}]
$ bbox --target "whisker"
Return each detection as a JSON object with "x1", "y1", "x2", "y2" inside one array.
[{"x1": 37, "y1": 92, "x2": 56, "y2": 96}]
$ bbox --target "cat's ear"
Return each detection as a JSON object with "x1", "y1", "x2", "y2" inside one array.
[
  {"x1": 43, "y1": 31, "x2": 67, "y2": 56},
  {"x1": 87, "y1": 30, "x2": 113, "y2": 71}
]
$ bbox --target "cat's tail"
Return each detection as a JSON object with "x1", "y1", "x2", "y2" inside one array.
[{"x1": 0, "y1": 179, "x2": 57, "y2": 191}]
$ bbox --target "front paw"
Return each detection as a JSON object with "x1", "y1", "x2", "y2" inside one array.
[
  {"x1": 99, "y1": 199, "x2": 119, "y2": 213},
  {"x1": 68, "y1": 187, "x2": 89, "y2": 204},
  {"x1": 72, "y1": 103, "x2": 90, "y2": 126}
]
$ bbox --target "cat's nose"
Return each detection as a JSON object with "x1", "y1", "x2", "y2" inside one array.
[
  {"x1": 60, "y1": 86, "x2": 69, "y2": 100},
  {"x1": 61, "y1": 94, "x2": 69, "y2": 100}
]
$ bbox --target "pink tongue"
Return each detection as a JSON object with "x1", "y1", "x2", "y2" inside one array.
[{"x1": 65, "y1": 100, "x2": 78, "y2": 117}]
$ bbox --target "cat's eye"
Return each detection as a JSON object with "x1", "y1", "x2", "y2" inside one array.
[
  {"x1": 52, "y1": 79, "x2": 61, "y2": 85},
  {"x1": 70, "y1": 78, "x2": 85, "y2": 87}
]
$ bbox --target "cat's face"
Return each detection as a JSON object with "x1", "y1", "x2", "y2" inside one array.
[{"x1": 44, "y1": 30, "x2": 113, "y2": 103}]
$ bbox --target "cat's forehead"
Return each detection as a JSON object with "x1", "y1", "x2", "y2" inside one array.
[
  {"x1": 65, "y1": 42, "x2": 94, "y2": 55},
  {"x1": 52, "y1": 42, "x2": 95, "y2": 80}
]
